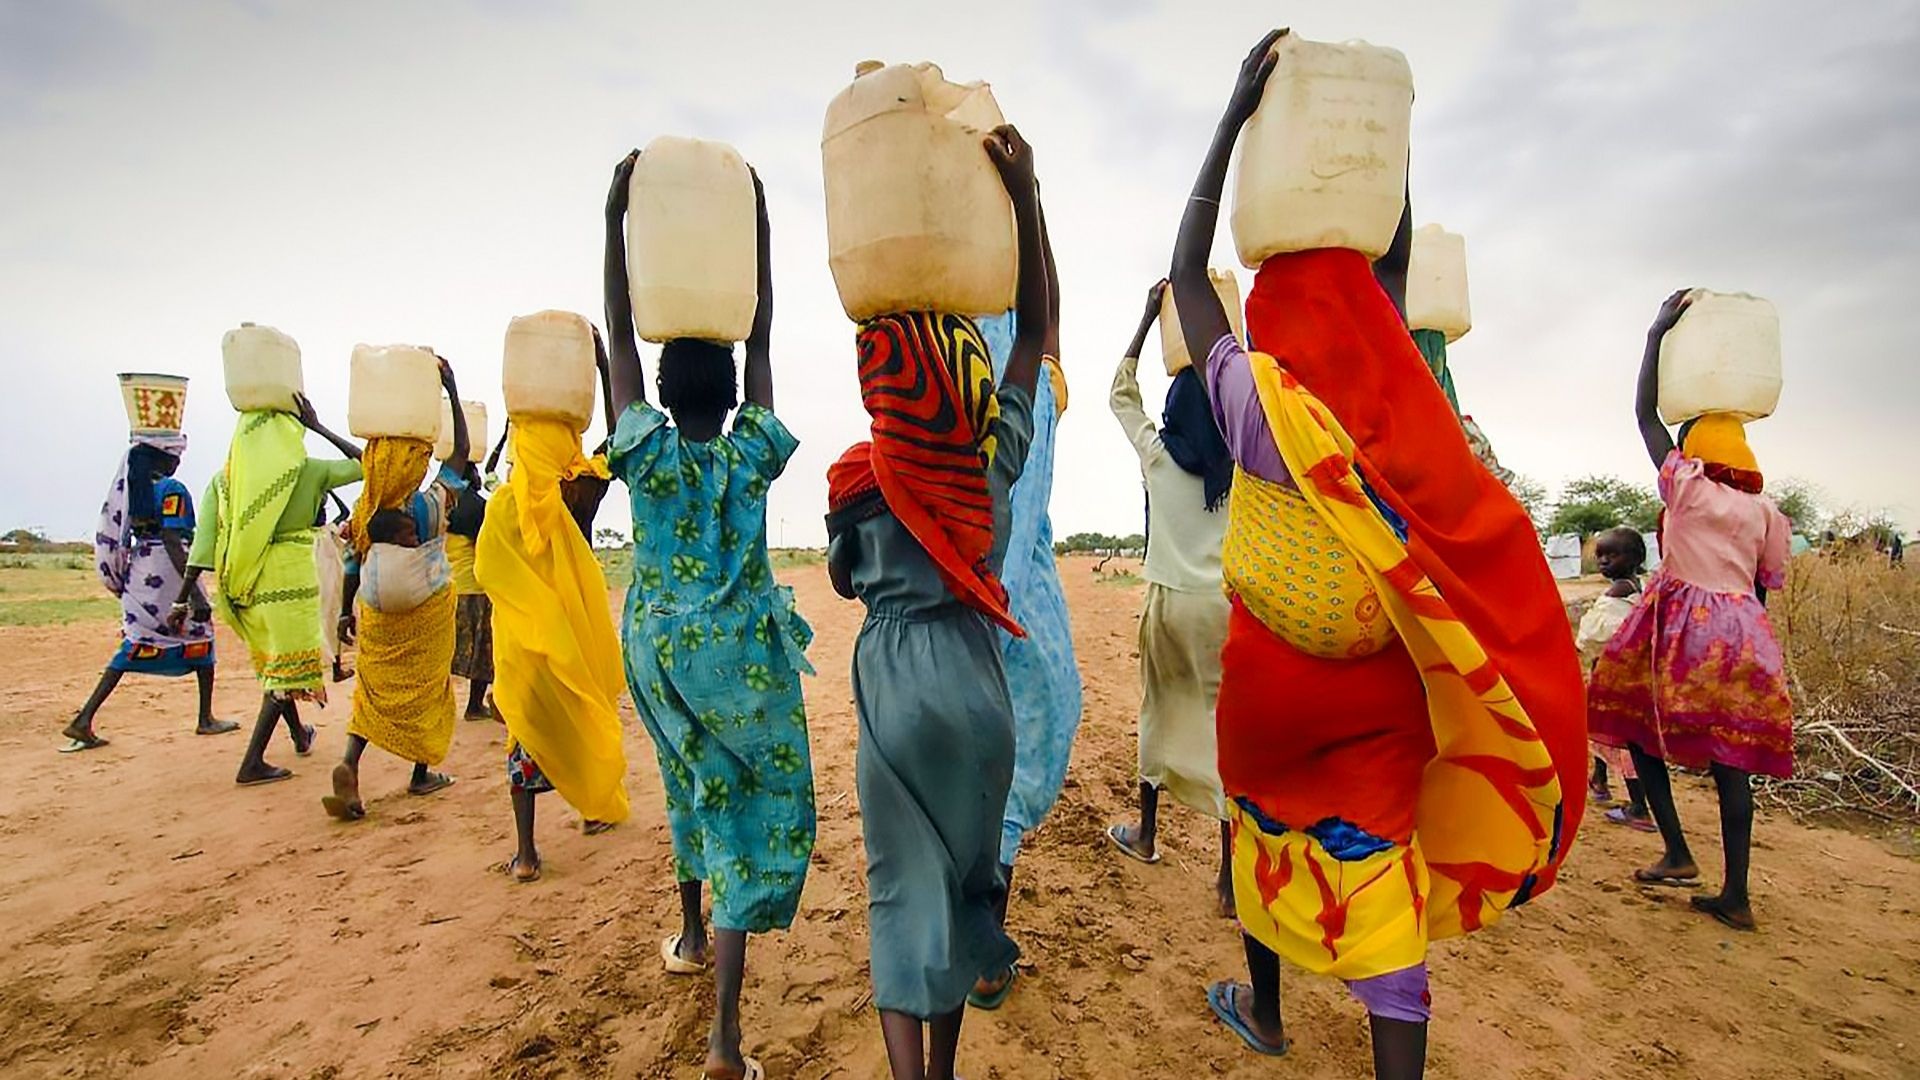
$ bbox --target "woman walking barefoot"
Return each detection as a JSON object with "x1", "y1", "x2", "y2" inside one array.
[
  {"x1": 475, "y1": 325, "x2": 628, "y2": 885},
  {"x1": 65, "y1": 433, "x2": 236, "y2": 750},
  {"x1": 1105, "y1": 279, "x2": 1235, "y2": 917},
  {"x1": 605, "y1": 150, "x2": 815, "y2": 1080},
  {"x1": 1588, "y1": 289, "x2": 1794, "y2": 930},
  {"x1": 175, "y1": 391, "x2": 364, "y2": 784},
  {"x1": 825, "y1": 123, "x2": 1045, "y2": 1080}
]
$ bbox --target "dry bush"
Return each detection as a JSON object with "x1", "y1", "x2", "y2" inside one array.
[{"x1": 1770, "y1": 554, "x2": 1920, "y2": 820}]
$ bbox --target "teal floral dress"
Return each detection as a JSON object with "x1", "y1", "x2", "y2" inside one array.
[{"x1": 609, "y1": 401, "x2": 816, "y2": 933}]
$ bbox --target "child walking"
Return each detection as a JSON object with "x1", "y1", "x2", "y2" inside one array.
[{"x1": 1579, "y1": 528, "x2": 1653, "y2": 832}]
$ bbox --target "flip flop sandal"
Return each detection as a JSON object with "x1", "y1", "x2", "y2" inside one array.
[
  {"x1": 661, "y1": 933, "x2": 709, "y2": 976},
  {"x1": 1207, "y1": 980, "x2": 1289, "y2": 1057},
  {"x1": 1606, "y1": 807, "x2": 1657, "y2": 833},
  {"x1": 506, "y1": 856, "x2": 542, "y2": 884},
  {"x1": 1106, "y1": 824, "x2": 1162, "y2": 865},
  {"x1": 741, "y1": 1058, "x2": 765, "y2": 1080},
  {"x1": 293, "y1": 724, "x2": 318, "y2": 756},
  {"x1": 582, "y1": 820, "x2": 616, "y2": 836},
  {"x1": 409, "y1": 773, "x2": 455, "y2": 796},
  {"x1": 59, "y1": 735, "x2": 110, "y2": 753},
  {"x1": 1690, "y1": 896, "x2": 1756, "y2": 932},
  {"x1": 967, "y1": 966, "x2": 1016, "y2": 1010},
  {"x1": 1633, "y1": 867, "x2": 1701, "y2": 888},
  {"x1": 237, "y1": 767, "x2": 293, "y2": 787},
  {"x1": 196, "y1": 720, "x2": 241, "y2": 736}
]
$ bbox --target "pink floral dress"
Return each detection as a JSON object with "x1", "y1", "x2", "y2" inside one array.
[{"x1": 1588, "y1": 451, "x2": 1794, "y2": 777}]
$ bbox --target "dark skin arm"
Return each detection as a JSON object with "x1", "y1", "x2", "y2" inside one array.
[
  {"x1": 339, "y1": 571, "x2": 359, "y2": 644},
  {"x1": 1636, "y1": 289, "x2": 1693, "y2": 468},
  {"x1": 1129, "y1": 279, "x2": 1168, "y2": 358},
  {"x1": 485, "y1": 421, "x2": 510, "y2": 474},
  {"x1": 593, "y1": 326, "x2": 615, "y2": 442},
  {"x1": 1371, "y1": 177, "x2": 1413, "y2": 323},
  {"x1": 604, "y1": 149, "x2": 646, "y2": 416},
  {"x1": 1039, "y1": 186, "x2": 1061, "y2": 360},
  {"x1": 294, "y1": 393, "x2": 363, "y2": 461},
  {"x1": 983, "y1": 124, "x2": 1045, "y2": 395},
  {"x1": 829, "y1": 544, "x2": 854, "y2": 600},
  {"x1": 438, "y1": 356, "x2": 469, "y2": 467},
  {"x1": 743, "y1": 167, "x2": 775, "y2": 410},
  {"x1": 1172, "y1": 29, "x2": 1284, "y2": 375}
]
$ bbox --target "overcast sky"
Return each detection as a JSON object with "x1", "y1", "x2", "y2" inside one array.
[{"x1": 3, "y1": 0, "x2": 1914, "y2": 545}]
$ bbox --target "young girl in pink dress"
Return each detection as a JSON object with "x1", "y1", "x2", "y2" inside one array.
[{"x1": 1589, "y1": 289, "x2": 1793, "y2": 931}]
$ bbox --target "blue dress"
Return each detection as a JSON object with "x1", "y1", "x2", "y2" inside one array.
[
  {"x1": 977, "y1": 313, "x2": 1085, "y2": 865},
  {"x1": 609, "y1": 401, "x2": 816, "y2": 933}
]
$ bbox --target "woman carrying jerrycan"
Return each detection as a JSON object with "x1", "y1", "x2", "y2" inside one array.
[{"x1": 1172, "y1": 30, "x2": 1586, "y2": 1078}]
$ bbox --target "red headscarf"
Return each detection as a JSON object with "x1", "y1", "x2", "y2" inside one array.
[{"x1": 827, "y1": 312, "x2": 1022, "y2": 636}]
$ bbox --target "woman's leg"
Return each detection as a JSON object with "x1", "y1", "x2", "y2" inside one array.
[
  {"x1": 63, "y1": 668, "x2": 124, "y2": 742},
  {"x1": 1111, "y1": 781, "x2": 1161, "y2": 859},
  {"x1": 235, "y1": 693, "x2": 291, "y2": 783},
  {"x1": 465, "y1": 677, "x2": 490, "y2": 720},
  {"x1": 509, "y1": 786, "x2": 539, "y2": 880},
  {"x1": 877, "y1": 1012, "x2": 926, "y2": 1080},
  {"x1": 972, "y1": 864, "x2": 1016, "y2": 999},
  {"x1": 1242, "y1": 933, "x2": 1286, "y2": 1045},
  {"x1": 675, "y1": 880, "x2": 710, "y2": 964},
  {"x1": 1217, "y1": 820, "x2": 1237, "y2": 918},
  {"x1": 193, "y1": 666, "x2": 237, "y2": 734},
  {"x1": 1627, "y1": 744, "x2": 1697, "y2": 878},
  {"x1": 926, "y1": 1003, "x2": 966, "y2": 1080},
  {"x1": 704, "y1": 929, "x2": 749, "y2": 1078},
  {"x1": 1370, "y1": 1016, "x2": 1428, "y2": 1080},
  {"x1": 279, "y1": 698, "x2": 313, "y2": 753},
  {"x1": 1696, "y1": 763, "x2": 1757, "y2": 928}
]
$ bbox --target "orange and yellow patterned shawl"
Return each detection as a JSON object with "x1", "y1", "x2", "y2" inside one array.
[{"x1": 1240, "y1": 249, "x2": 1587, "y2": 945}]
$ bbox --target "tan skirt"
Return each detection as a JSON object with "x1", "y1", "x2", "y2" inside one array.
[{"x1": 1137, "y1": 582, "x2": 1229, "y2": 820}]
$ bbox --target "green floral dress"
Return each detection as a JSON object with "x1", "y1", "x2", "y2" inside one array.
[{"x1": 609, "y1": 401, "x2": 816, "y2": 933}]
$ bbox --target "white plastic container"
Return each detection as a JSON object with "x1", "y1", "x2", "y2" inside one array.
[
  {"x1": 348, "y1": 345, "x2": 442, "y2": 441},
  {"x1": 434, "y1": 398, "x2": 490, "y2": 463},
  {"x1": 1160, "y1": 270, "x2": 1244, "y2": 376},
  {"x1": 628, "y1": 135, "x2": 759, "y2": 343},
  {"x1": 1230, "y1": 35, "x2": 1413, "y2": 266},
  {"x1": 119, "y1": 373, "x2": 189, "y2": 435},
  {"x1": 1658, "y1": 290, "x2": 1782, "y2": 424},
  {"x1": 222, "y1": 323, "x2": 303, "y2": 413},
  {"x1": 1407, "y1": 224, "x2": 1471, "y2": 341},
  {"x1": 503, "y1": 310, "x2": 597, "y2": 432},
  {"x1": 823, "y1": 60, "x2": 1017, "y2": 320}
]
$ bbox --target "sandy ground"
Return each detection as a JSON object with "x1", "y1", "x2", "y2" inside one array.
[{"x1": 3, "y1": 558, "x2": 1916, "y2": 1079}]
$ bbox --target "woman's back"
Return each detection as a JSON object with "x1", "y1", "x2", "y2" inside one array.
[
  {"x1": 611, "y1": 401, "x2": 792, "y2": 616},
  {"x1": 1659, "y1": 451, "x2": 1789, "y2": 595}
]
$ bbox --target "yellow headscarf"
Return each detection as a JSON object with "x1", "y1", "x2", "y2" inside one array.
[
  {"x1": 473, "y1": 418, "x2": 627, "y2": 823},
  {"x1": 349, "y1": 436, "x2": 434, "y2": 558},
  {"x1": 1681, "y1": 412, "x2": 1759, "y2": 475}
]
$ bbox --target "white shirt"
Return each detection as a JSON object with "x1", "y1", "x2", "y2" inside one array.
[{"x1": 1109, "y1": 355, "x2": 1227, "y2": 593}]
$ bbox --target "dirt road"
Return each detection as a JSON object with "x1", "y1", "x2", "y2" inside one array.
[{"x1": 3, "y1": 560, "x2": 1915, "y2": 1078}]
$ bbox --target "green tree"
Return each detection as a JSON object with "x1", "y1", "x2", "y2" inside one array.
[
  {"x1": 1509, "y1": 475, "x2": 1550, "y2": 536},
  {"x1": 1547, "y1": 475, "x2": 1661, "y2": 538},
  {"x1": 1768, "y1": 478, "x2": 1823, "y2": 535}
]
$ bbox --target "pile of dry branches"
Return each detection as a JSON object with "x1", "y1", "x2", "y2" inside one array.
[{"x1": 1770, "y1": 554, "x2": 1920, "y2": 821}]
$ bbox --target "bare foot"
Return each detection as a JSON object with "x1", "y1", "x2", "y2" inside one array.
[
  {"x1": 61, "y1": 718, "x2": 95, "y2": 743},
  {"x1": 196, "y1": 718, "x2": 240, "y2": 736},
  {"x1": 507, "y1": 853, "x2": 541, "y2": 883},
  {"x1": 1633, "y1": 858, "x2": 1700, "y2": 887},
  {"x1": 236, "y1": 763, "x2": 292, "y2": 786},
  {"x1": 1691, "y1": 894, "x2": 1757, "y2": 931},
  {"x1": 322, "y1": 763, "x2": 365, "y2": 820},
  {"x1": 291, "y1": 722, "x2": 317, "y2": 756}
]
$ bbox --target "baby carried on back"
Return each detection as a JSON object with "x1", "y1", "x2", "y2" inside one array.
[{"x1": 357, "y1": 507, "x2": 450, "y2": 614}]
